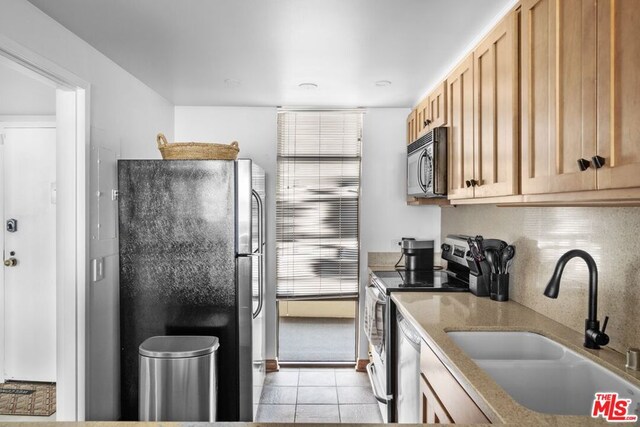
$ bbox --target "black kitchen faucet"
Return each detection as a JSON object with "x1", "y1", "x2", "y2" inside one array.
[{"x1": 543, "y1": 249, "x2": 610, "y2": 349}]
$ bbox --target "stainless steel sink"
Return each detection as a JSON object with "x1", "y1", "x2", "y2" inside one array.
[{"x1": 447, "y1": 331, "x2": 640, "y2": 416}]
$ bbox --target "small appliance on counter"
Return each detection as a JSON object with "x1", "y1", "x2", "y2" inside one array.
[
  {"x1": 446, "y1": 234, "x2": 516, "y2": 301},
  {"x1": 399, "y1": 238, "x2": 434, "y2": 271}
]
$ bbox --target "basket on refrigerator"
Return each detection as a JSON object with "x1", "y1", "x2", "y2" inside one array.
[{"x1": 156, "y1": 133, "x2": 239, "y2": 160}]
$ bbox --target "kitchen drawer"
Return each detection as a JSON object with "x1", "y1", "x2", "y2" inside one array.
[{"x1": 420, "y1": 340, "x2": 489, "y2": 424}]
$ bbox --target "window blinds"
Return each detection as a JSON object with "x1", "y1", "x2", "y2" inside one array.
[{"x1": 276, "y1": 111, "x2": 363, "y2": 299}]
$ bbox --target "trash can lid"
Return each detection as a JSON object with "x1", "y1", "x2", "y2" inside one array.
[{"x1": 139, "y1": 336, "x2": 219, "y2": 358}]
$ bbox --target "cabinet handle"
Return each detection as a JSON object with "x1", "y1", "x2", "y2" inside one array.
[
  {"x1": 424, "y1": 119, "x2": 432, "y2": 127},
  {"x1": 465, "y1": 180, "x2": 472, "y2": 188},
  {"x1": 577, "y1": 158, "x2": 591, "y2": 171},
  {"x1": 466, "y1": 179, "x2": 479, "y2": 188},
  {"x1": 591, "y1": 155, "x2": 606, "y2": 169}
]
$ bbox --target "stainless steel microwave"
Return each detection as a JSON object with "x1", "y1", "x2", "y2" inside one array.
[{"x1": 407, "y1": 127, "x2": 447, "y2": 198}]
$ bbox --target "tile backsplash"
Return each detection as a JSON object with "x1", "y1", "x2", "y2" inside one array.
[{"x1": 441, "y1": 205, "x2": 640, "y2": 354}]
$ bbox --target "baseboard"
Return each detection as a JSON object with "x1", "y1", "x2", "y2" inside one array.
[
  {"x1": 266, "y1": 358, "x2": 280, "y2": 372},
  {"x1": 356, "y1": 358, "x2": 369, "y2": 372}
]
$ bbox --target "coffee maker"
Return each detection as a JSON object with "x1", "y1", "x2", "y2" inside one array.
[{"x1": 399, "y1": 238, "x2": 434, "y2": 283}]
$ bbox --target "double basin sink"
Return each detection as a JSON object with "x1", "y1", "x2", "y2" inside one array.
[{"x1": 447, "y1": 331, "x2": 640, "y2": 417}]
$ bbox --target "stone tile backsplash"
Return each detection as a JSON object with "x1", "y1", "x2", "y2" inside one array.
[{"x1": 441, "y1": 205, "x2": 640, "y2": 354}]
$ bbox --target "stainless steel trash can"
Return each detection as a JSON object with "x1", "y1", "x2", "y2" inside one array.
[{"x1": 139, "y1": 336, "x2": 219, "y2": 421}]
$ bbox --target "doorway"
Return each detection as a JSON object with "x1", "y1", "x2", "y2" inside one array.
[
  {"x1": 0, "y1": 37, "x2": 88, "y2": 421},
  {"x1": 275, "y1": 110, "x2": 363, "y2": 364},
  {"x1": 278, "y1": 300, "x2": 357, "y2": 362}
]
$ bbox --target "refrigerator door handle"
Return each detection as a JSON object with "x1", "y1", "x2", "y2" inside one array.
[
  {"x1": 252, "y1": 190, "x2": 264, "y2": 254},
  {"x1": 252, "y1": 190, "x2": 265, "y2": 319}
]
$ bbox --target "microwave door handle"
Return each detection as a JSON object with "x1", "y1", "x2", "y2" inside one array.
[{"x1": 417, "y1": 150, "x2": 427, "y2": 192}]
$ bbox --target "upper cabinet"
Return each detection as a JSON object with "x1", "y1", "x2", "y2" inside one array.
[
  {"x1": 521, "y1": 0, "x2": 640, "y2": 195},
  {"x1": 416, "y1": 97, "x2": 430, "y2": 138},
  {"x1": 447, "y1": 10, "x2": 519, "y2": 201},
  {"x1": 521, "y1": 0, "x2": 597, "y2": 195},
  {"x1": 407, "y1": 109, "x2": 417, "y2": 145},
  {"x1": 427, "y1": 81, "x2": 448, "y2": 130},
  {"x1": 408, "y1": 0, "x2": 640, "y2": 205},
  {"x1": 415, "y1": 82, "x2": 449, "y2": 140},
  {"x1": 447, "y1": 54, "x2": 475, "y2": 200},
  {"x1": 596, "y1": 0, "x2": 640, "y2": 190},
  {"x1": 473, "y1": 10, "x2": 519, "y2": 198}
]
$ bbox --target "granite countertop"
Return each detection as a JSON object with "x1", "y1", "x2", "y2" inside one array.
[{"x1": 392, "y1": 292, "x2": 640, "y2": 426}]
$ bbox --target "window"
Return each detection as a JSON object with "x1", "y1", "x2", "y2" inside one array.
[{"x1": 276, "y1": 110, "x2": 363, "y2": 299}]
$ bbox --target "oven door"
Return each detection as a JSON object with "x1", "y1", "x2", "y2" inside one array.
[
  {"x1": 407, "y1": 148, "x2": 427, "y2": 197},
  {"x1": 365, "y1": 282, "x2": 393, "y2": 422}
]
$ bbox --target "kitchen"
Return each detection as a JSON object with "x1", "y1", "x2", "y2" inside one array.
[{"x1": 0, "y1": 0, "x2": 639, "y2": 425}]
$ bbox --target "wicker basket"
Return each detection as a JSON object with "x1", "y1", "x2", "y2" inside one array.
[{"x1": 156, "y1": 133, "x2": 239, "y2": 160}]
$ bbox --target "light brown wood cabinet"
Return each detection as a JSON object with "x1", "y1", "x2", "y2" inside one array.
[
  {"x1": 596, "y1": 0, "x2": 640, "y2": 190},
  {"x1": 415, "y1": 82, "x2": 448, "y2": 140},
  {"x1": 446, "y1": 53, "x2": 475, "y2": 200},
  {"x1": 447, "y1": 10, "x2": 519, "y2": 201},
  {"x1": 428, "y1": 81, "x2": 448, "y2": 130},
  {"x1": 420, "y1": 341, "x2": 490, "y2": 424},
  {"x1": 416, "y1": 97, "x2": 430, "y2": 138},
  {"x1": 406, "y1": 109, "x2": 417, "y2": 145},
  {"x1": 473, "y1": 10, "x2": 519, "y2": 198},
  {"x1": 521, "y1": 0, "x2": 640, "y2": 195},
  {"x1": 521, "y1": 0, "x2": 597, "y2": 194},
  {"x1": 420, "y1": 374, "x2": 453, "y2": 423}
]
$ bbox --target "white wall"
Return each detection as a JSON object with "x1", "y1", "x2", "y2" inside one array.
[
  {"x1": 175, "y1": 106, "x2": 279, "y2": 359},
  {"x1": 0, "y1": 0, "x2": 174, "y2": 420},
  {"x1": 358, "y1": 108, "x2": 441, "y2": 359}
]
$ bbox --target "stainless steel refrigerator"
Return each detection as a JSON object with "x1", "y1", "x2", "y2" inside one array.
[{"x1": 118, "y1": 159, "x2": 266, "y2": 421}]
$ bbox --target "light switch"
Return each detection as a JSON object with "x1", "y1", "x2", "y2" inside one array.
[{"x1": 92, "y1": 257, "x2": 105, "y2": 282}]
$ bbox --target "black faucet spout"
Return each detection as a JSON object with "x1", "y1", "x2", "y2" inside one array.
[{"x1": 543, "y1": 249, "x2": 609, "y2": 349}]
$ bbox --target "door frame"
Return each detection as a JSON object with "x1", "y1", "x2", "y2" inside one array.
[{"x1": 0, "y1": 35, "x2": 89, "y2": 421}]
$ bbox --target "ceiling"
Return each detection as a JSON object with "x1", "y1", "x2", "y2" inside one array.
[
  {"x1": 0, "y1": 62, "x2": 56, "y2": 116},
  {"x1": 27, "y1": 0, "x2": 512, "y2": 107}
]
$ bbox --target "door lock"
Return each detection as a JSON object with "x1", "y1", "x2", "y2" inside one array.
[
  {"x1": 4, "y1": 257, "x2": 17, "y2": 267},
  {"x1": 6, "y1": 219, "x2": 17, "y2": 233}
]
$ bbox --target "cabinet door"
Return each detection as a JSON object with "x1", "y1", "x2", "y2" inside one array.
[
  {"x1": 407, "y1": 109, "x2": 417, "y2": 144},
  {"x1": 416, "y1": 97, "x2": 430, "y2": 138},
  {"x1": 421, "y1": 341, "x2": 490, "y2": 424},
  {"x1": 473, "y1": 11, "x2": 519, "y2": 198},
  {"x1": 521, "y1": 0, "x2": 597, "y2": 195},
  {"x1": 420, "y1": 375, "x2": 453, "y2": 424},
  {"x1": 429, "y1": 81, "x2": 448, "y2": 129},
  {"x1": 596, "y1": 0, "x2": 640, "y2": 190},
  {"x1": 447, "y1": 54, "x2": 475, "y2": 200}
]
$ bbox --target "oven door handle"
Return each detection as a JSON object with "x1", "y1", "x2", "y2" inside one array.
[
  {"x1": 366, "y1": 362, "x2": 393, "y2": 404},
  {"x1": 417, "y1": 149, "x2": 427, "y2": 192}
]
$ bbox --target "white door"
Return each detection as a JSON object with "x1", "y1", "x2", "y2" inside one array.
[{"x1": 2, "y1": 126, "x2": 56, "y2": 382}]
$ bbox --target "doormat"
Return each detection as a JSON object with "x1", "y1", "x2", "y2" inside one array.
[{"x1": 0, "y1": 381, "x2": 55, "y2": 416}]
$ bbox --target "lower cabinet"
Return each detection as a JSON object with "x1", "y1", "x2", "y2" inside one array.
[
  {"x1": 420, "y1": 341, "x2": 490, "y2": 424},
  {"x1": 420, "y1": 374, "x2": 453, "y2": 423}
]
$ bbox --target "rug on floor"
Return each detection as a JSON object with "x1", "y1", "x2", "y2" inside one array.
[{"x1": 0, "y1": 381, "x2": 56, "y2": 416}]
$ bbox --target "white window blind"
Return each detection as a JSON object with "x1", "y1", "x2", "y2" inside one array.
[{"x1": 276, "y1": 111, "x2": 363, "y2": 299}]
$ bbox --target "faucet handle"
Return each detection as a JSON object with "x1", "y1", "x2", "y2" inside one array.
[{"x1": 602, "y1": 316, "x2": 609, "y2": 334}]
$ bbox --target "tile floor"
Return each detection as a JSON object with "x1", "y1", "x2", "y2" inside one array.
[{"x1": 256, "y1": 367, "x2": 383, "y2": 423}]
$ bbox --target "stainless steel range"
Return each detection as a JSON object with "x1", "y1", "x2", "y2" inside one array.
[{"x1": 364, "y1": 235, "x2": 482, "y2": 423}]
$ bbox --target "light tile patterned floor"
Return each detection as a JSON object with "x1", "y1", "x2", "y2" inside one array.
[{"x1": 256, "y1": 367, "x2": 383, "y2": 424}]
